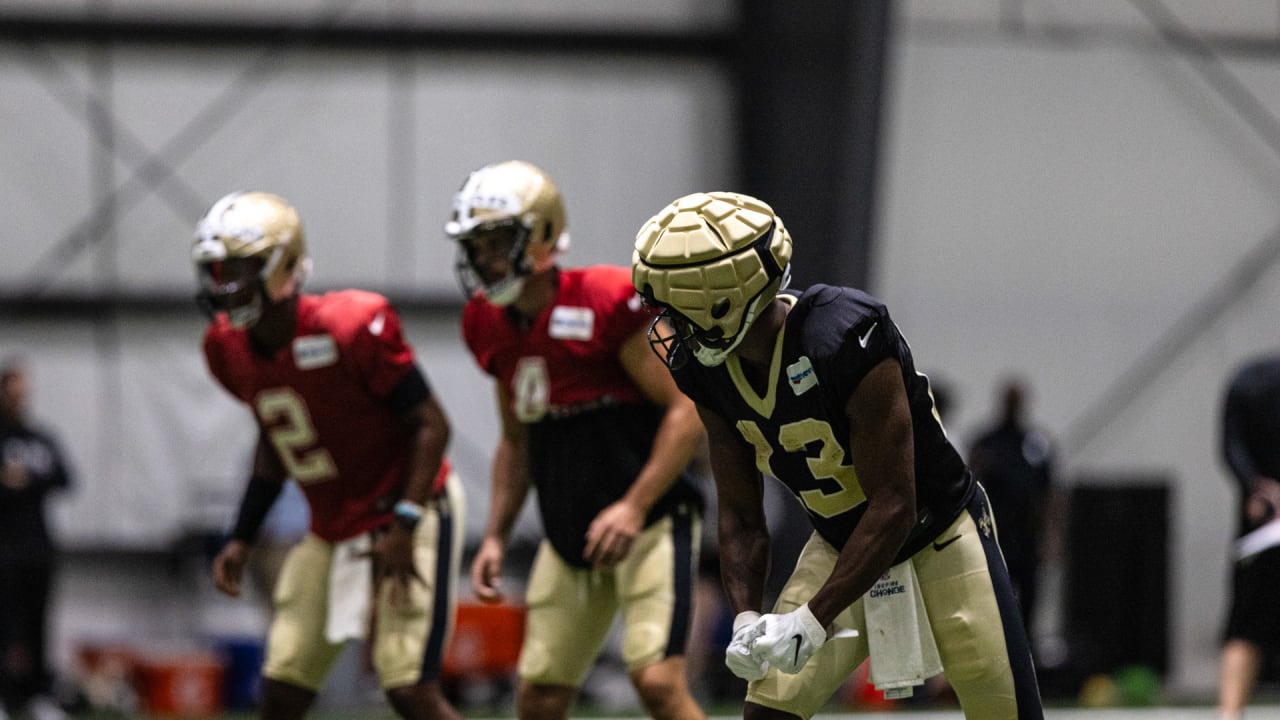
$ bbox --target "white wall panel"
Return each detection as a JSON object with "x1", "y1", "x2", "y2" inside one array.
[
  {"x1": 0, "y1": 45, "x2": 98, "y2": 293},
  {"x1": 880, "y1": 11, "x2": 1280, "y2": 694},
  {"x1": 0, "y1": 45, "x2": 731, "y2": 297}
]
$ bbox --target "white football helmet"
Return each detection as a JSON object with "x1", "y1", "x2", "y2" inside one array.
[
  {"x1": 632, "y1": 191, "x2": 792, "y2": 368},
  {"x1": 444, "y1": 160, "x2": 569, "y2": 306},
  {"x1": 192, "y1": 191, "x2": 309, "y2": 328}
]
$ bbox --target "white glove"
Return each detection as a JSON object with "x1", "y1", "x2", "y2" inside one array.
[
  {"x1": 753, "y1": 603, "x2": 827, "y2": 674},
  {"x1": 724, "y1": 611, "x2": 769, "y2": 681}
]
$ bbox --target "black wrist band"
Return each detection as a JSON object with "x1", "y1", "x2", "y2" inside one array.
[{"x1": 230, "y1": 476, "x2": 284, "y2": 544}]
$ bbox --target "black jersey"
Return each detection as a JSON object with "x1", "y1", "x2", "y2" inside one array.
[
  {"x1": 1222, "y1": 355, "x2": 1280, "y2": 536},
  {"x1": 672, "y1": 284, "x2": 972, "y2": 562},
  {"x1": 0, "y1": 422, "x2": 72, "y2": 567},
  {"x1": 527, "y1": 403, "x2": 701, "y2": 568}
]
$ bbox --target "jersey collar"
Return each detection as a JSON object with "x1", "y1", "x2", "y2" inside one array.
[{"x1": 725, "y1": 294, "x2": 795, "y2": 418}]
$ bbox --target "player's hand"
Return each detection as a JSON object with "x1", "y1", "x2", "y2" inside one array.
[
  {"x1": 725, "y1": 611, "x2": 769, "y2": 681},
  {"x1": 584, "y1": 499, "x2": 642, "y2": 568},
  {"x1": 1, "y1": 459, "x2": 28, "y2": 490},
  {"x1": 369, "y1": 524, "x2": 420, "y2": 607},
  {"x1": 753, "y1": 603, "x2": 827, "y2": 675},
  {"x1": 1247, "y1": 476, "x2": 1280, "y2": 526},
  {"x1": 470, "y1": 536, "x2": 506, "y2": 603},
  {"x1": 212, "y1": 540, "x2": 251, "y2": 597}
]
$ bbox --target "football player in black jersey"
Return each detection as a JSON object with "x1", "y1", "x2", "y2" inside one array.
[
  {"x1": 632, "y1": 192, "x2": 1042, "y2": 719},
  {"x1": 1218, "y1": 355, "x2": 1280, "y2": 720}
]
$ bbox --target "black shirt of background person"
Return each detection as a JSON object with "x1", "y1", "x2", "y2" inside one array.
[
  {"x1": 1222, "y1": 356, "x2": 1280, "y2": 539},
  {"x1": 0, "y1": 420, "x2": 71, "y2": 567},
  {"x1": 968, "y1": 383, "x2": 1053, "y2": 632}
]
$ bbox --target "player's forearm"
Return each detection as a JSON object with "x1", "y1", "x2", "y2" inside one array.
[
  {"x1": 1223, "y1": 436, "x2": 1255, "y2": 490},
  {"x1": 623, "y1": 399, "x2": 702, "y2": 514},
  {"x1": 230, "y1": 435, "x2": 288, "y2": 544},
  {"x1": 229, "y1": 475, "x2": 285, "y2": 545},
  {"x1": 808, "y1": 496, "x2": 914, "y2": 627},
  {"x1": 402, "y1": 421, "x2": 448, "y2": 505},
  {"x1": 1222, "y1": 397, "x2": 1260, "y2": 493},
  {"x1": 483, "y1": 438, "x2": 530, "y2": 543},
  {"x1": 816, "y1": 360, "x2": 918, "y2": 625},
  {"x1": 1224, "y1": 447, "x2": 1259, "y2": 495},
  {"x1": 717, "y1": 505, "x2": 771, "y2": 615}
]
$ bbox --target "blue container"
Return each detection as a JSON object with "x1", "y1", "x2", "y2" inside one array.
[{"x1": 214, "y1": 637, "x2": 264, "y2": 711}]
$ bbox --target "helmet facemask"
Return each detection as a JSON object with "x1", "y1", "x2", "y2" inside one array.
[
  {"x1": 195, "y1": 256, "x2": 269, "y2": 328},
  {"x1": 642, "y1": 263, "x2": 788, "y2": 370},
  {"x1": 452, "y1": 220, "x2": 537, "y2": 307},
  {"x1": 444, "y1": 160, "x2": 568, "y2": 306},
  {"x1": 641, "y1": 308, "x2": 688, "y2": 370}
]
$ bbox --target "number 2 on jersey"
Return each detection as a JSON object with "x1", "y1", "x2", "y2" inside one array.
[{"x1": 256, "y1": 387, "x2": 338, "y2": 484}]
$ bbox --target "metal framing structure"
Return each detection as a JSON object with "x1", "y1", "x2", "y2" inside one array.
[{"x1": 0, "y1": 3, "x2": 888, "y2": 318}]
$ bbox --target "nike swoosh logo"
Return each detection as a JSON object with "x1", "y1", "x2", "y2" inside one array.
[
  {"x1": 791, "y1": 634, "x2": 803, "y2": 667},
  {"x1": 858, "y1": 322, "x2": 878, "y2": 348},
  {"x1": 368, "y1": 312, "x2": 385, "y2": 336},
  {"x1": 933, "y1": 534, "x2": 961, "y2": 552}
]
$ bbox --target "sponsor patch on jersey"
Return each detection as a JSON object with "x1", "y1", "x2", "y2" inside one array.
[
  {"x1": 548, "y1": 306, "x2": 595, "y2": 341},
  {"x1": 787, "y1": 355, "x2": 818, "y2": 395},
  {"x1": 293, "y1": 334, "x2": 338, "y2": 370},
  {"x1": 367, "y1": 311, "x2": 386, "y2": 337}
]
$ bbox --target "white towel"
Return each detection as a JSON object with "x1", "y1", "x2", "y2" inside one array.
[
  {"x1": 325, "y1": 534, "x2": 373, "y2": 644},
  {"x1": 865, "y1": 560, "x2": 943, "y2": 698},
  {"x1": 1237, "y1": 518, "x2": 1280, "y2": 561}
]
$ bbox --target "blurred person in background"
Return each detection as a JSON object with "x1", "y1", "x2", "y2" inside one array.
[
  {"x1": 446, "y1": 160, "x2": 706, "y2": 720},
  {"x1": 967, "y1": 377, "x2": 1055, "y2": 641},
  {"x1": 633, "y1": 191, "x2": 1043, "y2": 719},
  {"x1": 193, "y1": 191, "x2": 465, "y2": 720},
  {"x1": 1218, "y1": 355, "x2": 1280, "y2": 720},
  {"x1": 0, "y1": 361, "x2": 73, "y2": 720}
]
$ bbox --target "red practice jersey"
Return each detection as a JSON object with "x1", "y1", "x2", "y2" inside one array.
[
  {"x1": 462, "y1": 265, "x2": 649, "y2": 421},
  {"x1": 463, "y1": 266, "x2": 703, "y2": 567},
  {"x1": 204, "y1": 290, "x2": 447, "y2": 542}
]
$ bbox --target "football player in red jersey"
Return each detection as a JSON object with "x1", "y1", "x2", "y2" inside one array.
[
  {"x1": 447, "y1": 161, "x2": 707, "y2": 720},
  {"x1": 633, "y1": 192, "x2": 1043, "y2": 720},
  {"x1": 194, "y1": 191, "x2": 465, "y2": 720}
]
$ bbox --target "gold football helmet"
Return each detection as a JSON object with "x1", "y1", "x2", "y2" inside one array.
[
  {"x1": 444, "y1": 160, "x2": 569, "y2": 306},
  {"x1": 191, "y1": 191, "x2": 309, "y2": 328},
  {"x1": 632, "y1": 191, "x2": 792, "y2": 368}
]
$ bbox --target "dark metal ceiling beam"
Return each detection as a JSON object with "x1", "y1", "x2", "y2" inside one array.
[
  {"x1": 0, "y1": 291, "x2": 464, "y2": 320},
  {"x1": 0, "y1": 12, "x2": 734, "y2": 58}
]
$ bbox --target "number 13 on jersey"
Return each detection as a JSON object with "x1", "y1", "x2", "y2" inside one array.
[{"x1": 735, "y1": 418, "x2": 865, "y2": 518}]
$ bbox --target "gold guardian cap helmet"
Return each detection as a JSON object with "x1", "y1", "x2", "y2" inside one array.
[
  {"x1": 444, "y1": 160, "x2": 569, "y2": 306},
  {"x1": 192, "y1": 191, "x2": 309, "y2": 328},
  {"x1": 632, "y1": 191, "x2": 792, "y2": 368}
]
